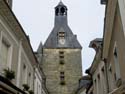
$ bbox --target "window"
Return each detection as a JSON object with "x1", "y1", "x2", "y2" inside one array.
[
  {"x1": 108, "y1": 64, "x2": 115, "y2": 91},
  {"x1": 1, "y1": 40, "x2": 10, "y2": 70},
  {"x1": 0, "y1": 33, "x2": 13, "y2": 70},
  {"x1": 61, "y1": 7, "x2": 66, "y2": 15},
  {"x1": 28, "y1": 72, "x2": 31, "y2": 87},
  {"x1": 56, "y1": 8, "x2": 59, "y2": 16},
  {"x1": 58, "y1": 32, "x2": 65, "y2": 45},
  {"x1": 59, "y1": 51, "x2": 64, "y2": 57},
  {"x1": 59, "y1": 51, "x2": 65, "y2": 64},
  {"x1": 60, "y1": 72, "x2": 65, "y2": 85},
  {"x1": 59, "y1": 51, "x2": 64, "y2": 56},
  {"x1": 60, "y1": 72, "x2": 64, "y2": 75},
  {"x1": 58, "y1": 32, "x2": 65, "y2": 39},
  {"x1": 114, "y1": 47, "x2": 121, "y2": 81},
  {"x1": 1, "y1": 41, "x2": 9, "y2": 64},
  {"x1": 23, "y1": 64, "x2": 27, "y2": 84},
  {"x1": 60, "y1": 76, "x2": 65, "y2": 81},
  {"x1": 59, "y1": 51, "x2": 64, "y2": 55},
  {"x1": 60, "y1": 60, "x2": 64, "y2": 65},
  {"x1": 60, "y1": 56, "x2": 64, "y2": 59},
  {"x1": 101, "y1": 67, "x2": 107, "y2": 94}
]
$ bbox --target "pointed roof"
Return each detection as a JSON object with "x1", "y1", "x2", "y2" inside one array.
[
  {"x1": 37, "y1": 42, "x2": 43, "y2": 53},
  {"x1": 55, "y1": 1, "x2": 67, "y2": 8},
  {"x1": 43, "y1": 1, "x2": 82, "y2": 49},
  {"x1": 43, "y1": 25, "x2": 82, "y2": 49},
  {"x1": 58, "y1": 1, "x2": 64, "y2": 5}
]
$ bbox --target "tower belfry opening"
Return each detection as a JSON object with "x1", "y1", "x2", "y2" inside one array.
[{"x1": 55, "y1": 1, "x2": 67, "y2": 16}]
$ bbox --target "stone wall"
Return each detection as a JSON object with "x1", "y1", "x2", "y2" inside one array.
[{"x1": 42, "y1": 48, "x2": 82, "y2": 94}]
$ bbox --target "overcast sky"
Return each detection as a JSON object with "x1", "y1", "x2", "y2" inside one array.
[{"x1": 13, "y1": 0, "x2": 105, "y2": 75}]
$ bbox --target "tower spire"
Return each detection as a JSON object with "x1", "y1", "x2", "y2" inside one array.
[
  {"x1": 55, "y1": 1, "x2": 68, "y2": 26},
  {"x1": 42, "y1": 2, "x2": 82, "y2": 94}
]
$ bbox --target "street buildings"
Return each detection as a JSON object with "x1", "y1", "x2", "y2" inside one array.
[
  {"x1": 77, "y1": 0, "x2": 125, "y2": 94},
  {"x1": 0, "y1": 0, "x2": 48, "y2": 94},
  {"x1": 1, "y1": 0, "x2": 125, "y2": 94}
]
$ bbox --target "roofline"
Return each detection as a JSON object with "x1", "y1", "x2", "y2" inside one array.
[{"x1": 1, "y1": 0, "x2": 38, "y2": 65}]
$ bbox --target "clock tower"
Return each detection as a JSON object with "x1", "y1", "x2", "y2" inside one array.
[{"x1": 40, "y1": 1, "x2": 82, "y2": 94}]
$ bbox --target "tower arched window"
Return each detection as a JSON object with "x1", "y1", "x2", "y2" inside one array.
[
  {"x1": 61, "y1": 7, "x2": 66, "y2": 15},
  {"x1": 56, "y1": 8, "x2": 59, "y2": 16}
]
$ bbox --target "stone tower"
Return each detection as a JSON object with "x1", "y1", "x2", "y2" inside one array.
[{"x1": 41, "y1": 1, "x2": 82, "y2": 94}]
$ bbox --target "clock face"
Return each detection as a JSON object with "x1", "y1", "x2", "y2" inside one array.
[{"x1": 59, "y1": 39, "x2": 65, "y2": 45}]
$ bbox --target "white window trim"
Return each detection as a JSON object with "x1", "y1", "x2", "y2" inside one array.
[{"x1": 1, "y1": 31, "x2": 13, "y2": 69}]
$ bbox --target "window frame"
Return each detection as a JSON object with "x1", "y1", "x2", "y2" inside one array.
[{"x1": 0, "y1": 31, "x2": 13, "y2": 69}]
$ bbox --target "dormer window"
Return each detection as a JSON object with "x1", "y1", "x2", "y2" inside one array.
[
  {"x1": 58, "y1": 32, "x2": 65, "y2": 45},
  {"x1": 59, "y1": 32, "x2": 65, "y2": 39}
]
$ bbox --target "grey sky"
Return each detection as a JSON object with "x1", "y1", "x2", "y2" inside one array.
[{"x1": 13, "y1": 0, "x2": 105, "y2": 74}]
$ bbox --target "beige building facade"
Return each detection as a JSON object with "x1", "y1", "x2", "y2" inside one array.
[
  {"x1": 77, "y1": 0, "x2": 125, "y2": 94},
  {"x1": 85, "y1": 38, "x2": 108, "y2": 94},
  {"x1": 102, "y1": 0, "x2": 125, "y2": 93},
  {"x1": 0, "y1": 0, "x2": 48, "y2": 94}
]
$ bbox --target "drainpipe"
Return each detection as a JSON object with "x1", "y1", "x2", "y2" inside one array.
[{"x1": 103, "y1": 58, "x2": 109, "y2": 93}]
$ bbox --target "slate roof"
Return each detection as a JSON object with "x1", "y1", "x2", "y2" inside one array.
[
  {"x1": 55, "y1": 1, "x2": 66, "y2": 7},
  {"x1": 37, "y1": 42, "x2": 43, "y2": 54},
  {"x1": 43, "y1": 2, "x2": 82, "y2": 49}
]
